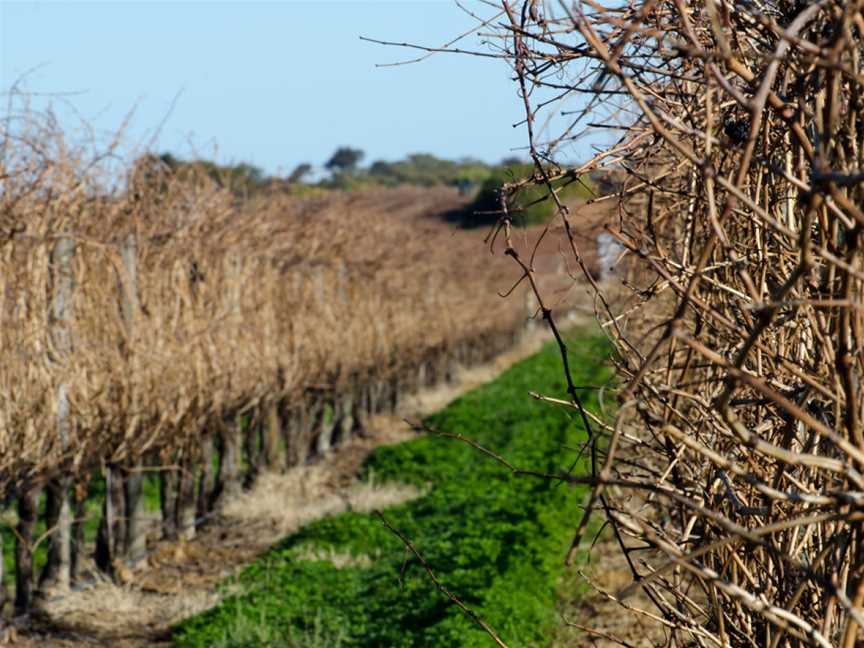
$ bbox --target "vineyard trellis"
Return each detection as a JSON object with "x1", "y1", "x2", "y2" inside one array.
[{"x1": 0, "y1": 100, "x2": 583, "y2": 621}]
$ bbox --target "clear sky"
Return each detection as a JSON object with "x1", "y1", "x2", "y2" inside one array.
[{"x1": 1, "y1": 1, "x2": 596, "y2": 175}]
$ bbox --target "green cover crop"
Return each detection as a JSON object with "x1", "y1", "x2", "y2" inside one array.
[{"x1": 174, "y1": 332, "x2": 612, "y2": 647}]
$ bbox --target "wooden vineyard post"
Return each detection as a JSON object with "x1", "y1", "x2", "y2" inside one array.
[
  {"x1": 213, "y1": 415, "x2": 243, "y2": 510},
  {"x1": 262, "y1": 400, "x2": 285, "y2": 470},
  {"x1": 95, "y1": 233, "x2": 142, "y2": 574},
  {"x1": 311, "y1": 267, "x2": 335, "y2": 458},
  {"x1": 315, "y1": 399, "x2": 334, "y2": 456},
  {"x1": 40, "y1": 236, "x2": 76, "y2": 593},
  {"x1": 119, "y1": 233, "x2": 147, "y2": 564},
  {"x1": 70, "y1": 478, "x2": 89, "y2": 581},
  {"x1": 196, "y1": 432, "x2": 216, "y2": 520},
  {"x1": 122, "y1": 465, "x2": 146, "y2": 562},
  {"x1": 212, "y1": 255, "x2": 246, "y2": 506},
  {"x1": 175, "y1": 448, "x2": 197, "y2": 541},
  {"x1": 337, "y1": 391, "x2": 355, "y2": 445}
]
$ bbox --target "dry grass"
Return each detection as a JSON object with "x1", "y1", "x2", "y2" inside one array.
[
  {"x1": 40, "y1": 581, "x2": 226, "y2": 639},
  {"x1": 222, "y1": 470, "x2": 424, "y2": 538}
]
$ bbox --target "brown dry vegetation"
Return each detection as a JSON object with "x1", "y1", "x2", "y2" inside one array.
[
  {"x1": 0, "y1": 165, "x2": 517, "y2": 491},
  {"x1": 467, "y1": 1, "x2": 864, "y2": 646}
]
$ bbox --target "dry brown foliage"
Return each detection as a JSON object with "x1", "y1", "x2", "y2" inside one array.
[
  {"x1": 0, "y1": 103, "x2": 541, "y2": 501},
  {"x1": 439, "y1": 1, "x2": 864, "y2": 646}
]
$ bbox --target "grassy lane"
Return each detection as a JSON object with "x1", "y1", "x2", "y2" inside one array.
[{"x1": 174, "y1": 330, "x2": 613, "y2": 647}]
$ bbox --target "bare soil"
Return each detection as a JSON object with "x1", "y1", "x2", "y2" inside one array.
[{"x1": 552, "y1": 538, "x2": 667, "y2": 647}]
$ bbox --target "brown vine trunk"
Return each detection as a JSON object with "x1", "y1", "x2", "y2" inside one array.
[
  {"x1": 39, "y1": 478, "x2": 72, "y2": 592},
  {"x1": 282, "y1": 408, "x2": 303, "y2": 467},
  {"x1": 14, "y1": 486, "x2": 38, "y2": 616},
  {"x1": 197, "y1": 432, "x2": 216, "y2": 521},
  {"x1": 262, "y1": 400, "x2": 285, "y2": 470},
  {"x1": 159, "y1": 465, "x2": 179, "y2": 541},
  {"x1": 70, "y1": 488, "x2": 87, "y2": 582}
]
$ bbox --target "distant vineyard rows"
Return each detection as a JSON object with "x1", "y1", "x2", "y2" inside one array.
[{"x1": 0, "y1": 118, "x2": 583, "y2": 615}]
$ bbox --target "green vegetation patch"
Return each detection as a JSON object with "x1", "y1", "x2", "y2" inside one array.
[
  {"x1": 174, "y1": 331, "x2": 613, "y2": 647},
  {"x1": 463, "y1": 164, "x2": 594, "y2": 228}
]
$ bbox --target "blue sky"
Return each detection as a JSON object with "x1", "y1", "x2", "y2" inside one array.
[{"x1": 1, "y1": 1, "x2": 597, "y2": 175}]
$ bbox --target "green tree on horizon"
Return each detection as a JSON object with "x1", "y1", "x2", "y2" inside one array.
[{"x1": 325, "y1": 147, "x2": 365, "y2": 174}]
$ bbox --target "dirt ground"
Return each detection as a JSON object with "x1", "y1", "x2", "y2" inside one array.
[
  {"x1": 9, "y1": 319, "x2": 629, "y2": 648},
  {"x1": 552, "y1": 537, "x2": 667, "y2": 648}
]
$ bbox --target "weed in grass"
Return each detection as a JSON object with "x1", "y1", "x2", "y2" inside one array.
[{"x1": 207, "y1": 597, "x2": 348, "y2": 648}]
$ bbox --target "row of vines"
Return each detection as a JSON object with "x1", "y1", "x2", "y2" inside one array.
[{"x1": 0, "y1": 106, "x2": 579, "y2": 620}]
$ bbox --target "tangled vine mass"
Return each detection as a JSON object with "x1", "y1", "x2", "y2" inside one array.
[{"x1": 467, "y1": 1, "x2": 864, "y2": 646}]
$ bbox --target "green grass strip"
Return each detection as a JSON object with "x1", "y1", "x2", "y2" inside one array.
[{"x1": 174, "y1": 331, "x2": 613, "y2": 647}]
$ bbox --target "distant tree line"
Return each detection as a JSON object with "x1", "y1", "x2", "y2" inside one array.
[
  {"x1": 155, "y1": 153, "x2": 264, "y2": 194},
  {"x1": 317, "y1": 147, "x2": 498, "y2": 195},
  {"x1": 140, "y1": 148, "x2": 598, "y2": 227},
  {"x1": 146, "y1": 147, "x2": 505, "y2": 197}
]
